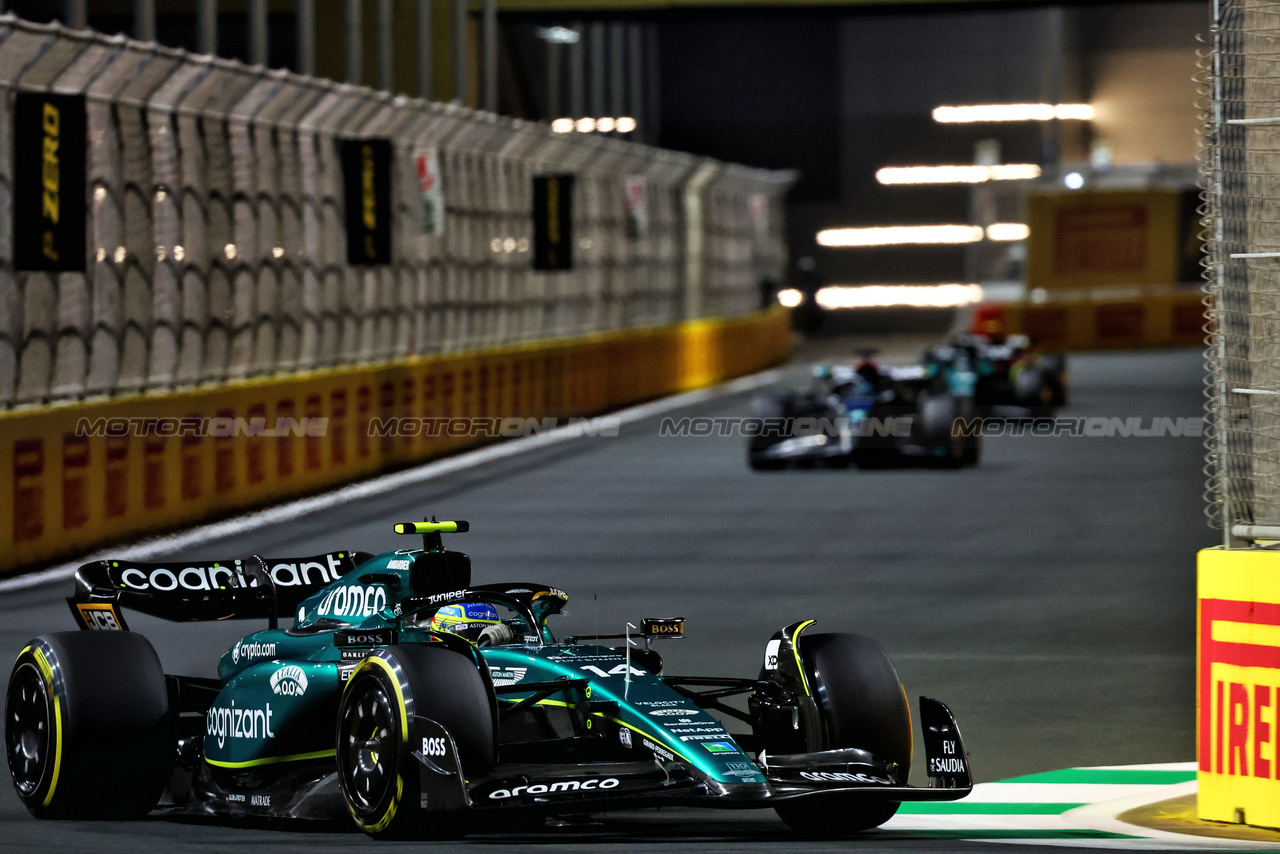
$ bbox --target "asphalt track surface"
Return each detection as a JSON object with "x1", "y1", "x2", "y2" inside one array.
[{"x1": 0, "y1": 347, "x2": 1212, "y2": 852}]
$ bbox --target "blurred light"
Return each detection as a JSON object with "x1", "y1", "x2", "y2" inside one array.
[
  {"x1": 173, "y1": 245, "x2": 186, "y2": 262},
  {"x1": 95, "y1": 248, "x2": 106, "y2": 262},
  {"x1": 985, "y1": 223, "x2": 1030, "y2": 241},
  {"x1": 538, "y1": 26, "x2": 580, "y2": 43},
  {"x1": 876, "y1": 164, "x2": 1041, "y2": 185},
  {"x1": 555, "y1": 116, "x2": 638, "y2": 134},
  {"x1": 1054, "y1": 104, "x2": 1096, "y2": 120},
  {"x1": 113, "y1": 246, "x2": 126, "y2": 264},
  {"x1": 491, "y1": 237, "x2": 503, "y2": 252},
  {"x1": 272, "y1": 246, "x2": 285, "y2": 258},
  {"x1": 817, "y1": 225, "x2": 984, "y2": 247},
  {"x1": 224, "y1": 243, "x2": 237, "y2": 260},
  {"x1": 815, "y1": 284, "x2": 985, "y2": 309},
  {"x1": 93, "y1": 187, "x2": 106, "y2": 202},
  {"x1": 517, "y1": 237, "x2": 529, "y2": 252},
  {"x1": 1064, "y1": 171, "x2": 1085, "y2": 189},
  {"x1": 877, "y1": 165, "x2": 988, "y2": 185},
  {"x1": 988, "y1": 164, "x2": 1042, "y2": 180},
  {"x1": 932, "y1": 103, "x2": 1095, "y2": 123},
  {"x1": 777, "y1": 288, "x2": 804, "y2": 308},
  {"x1": 155, "y1": 189, "x2": 167, "y2": 202},
  {"x1": 503, "y1": 237, "x2": 516, "y2": 252}
]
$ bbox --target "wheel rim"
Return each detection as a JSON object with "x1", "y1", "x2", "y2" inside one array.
[
  {"x1": 340, "y1": 679, "x2": 398, "y2": 814},
  {"x1": 6, "y1": 663, "x2": 51, "y2": 798}
]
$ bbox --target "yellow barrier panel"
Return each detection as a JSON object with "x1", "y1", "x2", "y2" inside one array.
[
  {"x1": 1197, "y1": 547, "x2": 1280, "y2": 829},
  {"x1": 0, "y1": 309, "x2": 791, "y2": 575},
  {"x1": 1027, "y1": 190, "x2": 1192, "y2": 292}
]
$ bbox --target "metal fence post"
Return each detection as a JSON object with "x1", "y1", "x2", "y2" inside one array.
[
  {"x1": 378, "y1": 0, "x2": 394, "y2": 92},
  {"x1": 197, "y1": 0, "x2": 217, "y2": 55},
  {"x1": 483, "y1": 0, "x2": 497, "y2": 111},
  {"x1": 134, "y1": 0, "x2": 156, "y2": 42},
  {"x1": 453, "y1": 0, "x2": 468, "y2": 104},
  {"x1": 345, "y1": 0, "x2": 362, "y2": 85},
  {"x1": 249, "y1": 0, "x2": 268, "y2": 66},
  {"x1": 297, "y1": 0, "x2": 315, "y2": 76},
  {"x1": 417, "y1": 0, "x2": 432, "y2": 99}
]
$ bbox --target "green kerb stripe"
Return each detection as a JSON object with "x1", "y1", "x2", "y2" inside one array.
[
  {"x1": 903, "y1": 829, "x2": 1139, "y2": 840},
  {"x1": 998, "y1": 768, "x2": 1196, "y2": 785},
  {"x1": 897, "y1": 802, "x2": 1086, "y2": 815}
]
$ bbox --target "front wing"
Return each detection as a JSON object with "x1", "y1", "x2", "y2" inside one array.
[{"x1": 415, "y1": 696, "x2": 971, "y2": 816}]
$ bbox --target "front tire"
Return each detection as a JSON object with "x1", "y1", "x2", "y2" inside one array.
[
  {"x1": 5, "y1": 632, "x2": 174, "y2": 819},
  {"x1": 774, "y1": 633, "x2": 910, "y2": 835},
  {"x1": 337, "y1": 645, "x2": 496, "y2": 839}
]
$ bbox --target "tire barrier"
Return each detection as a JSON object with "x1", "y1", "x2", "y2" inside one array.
[{"x1": 0, "y1": 307, "x2": 790, "y2": 575}]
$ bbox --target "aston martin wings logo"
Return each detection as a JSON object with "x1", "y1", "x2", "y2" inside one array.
[{"x1": 488, "y1": 666, "x2": 528, "y2": 686}]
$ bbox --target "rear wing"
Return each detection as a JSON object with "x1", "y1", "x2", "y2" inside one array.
[{"x1": 67, "y1": 551, "x2": 357, "y2": 629}]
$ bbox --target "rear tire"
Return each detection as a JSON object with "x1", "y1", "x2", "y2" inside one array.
[
  {"x1": 774, "y1": 633, "x2": 910, "y2": 836},
  {"x1": 337, "y1": 645, "x2": 496, "y2": 839},
  {"x1": 5, "y1": 632, "x2": 174, "y2": 819}
]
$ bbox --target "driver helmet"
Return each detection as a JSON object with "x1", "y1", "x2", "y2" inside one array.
[{"x1": 430, "y1": 602, "x2": 501, "y2": 643}]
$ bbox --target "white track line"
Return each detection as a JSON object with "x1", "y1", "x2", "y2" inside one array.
[{"x1": 0, "y1": 368, "x2": 783, "y2": 595}]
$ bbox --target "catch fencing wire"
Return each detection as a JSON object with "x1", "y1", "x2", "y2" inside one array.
[{"x1": 1200, "y1": 0, "x2": 1280, "y2": 540}]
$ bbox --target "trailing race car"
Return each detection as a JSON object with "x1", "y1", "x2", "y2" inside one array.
[
  {"x1": 747, "y1": 353, "x2": 981, "y2": 470},
  {"x1": 5, "y1": 520, "x2": 972, "y2": 839},
  {"x1": 928, "y1": 334, "x2": 1068, "y2": 416}
]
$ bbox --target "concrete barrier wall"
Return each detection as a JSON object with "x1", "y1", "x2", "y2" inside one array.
[
  {"x1": 0, "y1": 307, "x2": 790, "y2": 575},
  {"x1": 0, "y1": 16, "x2": 793, "y2": 409}
]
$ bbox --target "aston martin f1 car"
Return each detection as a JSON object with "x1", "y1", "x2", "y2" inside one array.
[
  {"x1": 747, "y1": 354, "x2": 981, "y2": 470},
  {"x1": 5, "y1": 520, "x2": 971, "y2": 839}
]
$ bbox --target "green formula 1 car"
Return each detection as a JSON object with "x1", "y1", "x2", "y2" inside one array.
[{"x1": 5, "y1": 520, "x2": 971, "y2": 839}]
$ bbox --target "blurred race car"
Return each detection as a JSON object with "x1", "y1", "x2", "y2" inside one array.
[
  {"x1": 5, "y1": 520, "x2": 971, "y2": 839},
  {"x1": 747, "y1": 352, "x2": 981, "y2": 471},
  {"x1": 929, "y1": 334, "x2": 1067, "y2": 416}
]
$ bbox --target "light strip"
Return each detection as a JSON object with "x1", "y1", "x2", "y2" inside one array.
[
  {"x1": 552, "y1": 116, "x2": 637, "y2": 134},
  {"x1": 876, "y1": 164, "x2": 1041, "y2": 185},
  {"x1": 817, "y1": 225, "x2": 984, "y2": 247},
  {"x1": 985, "y1": 223, "x2": 1030, "y2": 241},
  {"x1": 932, "y1": 103, "x2": 1095, "y2": 123},
  {"x1": 813, "y1": 284, "x2": 985, "y2": 310}
]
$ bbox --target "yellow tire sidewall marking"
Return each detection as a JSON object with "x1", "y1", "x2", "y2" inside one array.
[
  {"x1": 30, "y1": 648, "x2": 63, "y2": 809},
  {"x1": 344, "y1": 656, "x2": 408, "y2": 833}
]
